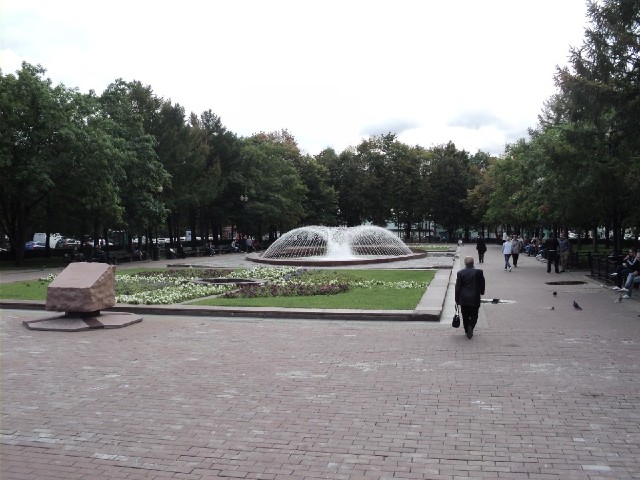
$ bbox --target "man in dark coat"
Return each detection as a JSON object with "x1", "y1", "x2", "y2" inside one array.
[
  {"x1": 476, "y1": 236, "x2": 487, "y2": 263},
  {"x1": 544, "y1": 235, "x2": 560, "y2": 274},
  {"x1": 455, "y1": 256, "x2": 486, "y2": 339}
]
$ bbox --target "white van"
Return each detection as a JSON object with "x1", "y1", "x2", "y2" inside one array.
[{"x1": 33, "y1": 233, "x2": 63, "y2": 249}]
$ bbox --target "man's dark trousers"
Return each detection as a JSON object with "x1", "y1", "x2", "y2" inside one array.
[
  {"x1": 547, "y1": 250, "x2": 559, "y2": 273},
  {"x1": 460, "y1": 305, "x2": 479, "y2": 332}
]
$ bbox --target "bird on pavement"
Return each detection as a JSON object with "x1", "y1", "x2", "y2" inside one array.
[
  {"x1": 573, "y1": 301, "x2": 582, "y2": 310},
  {"x1": 553, "y1": 291, "x2": 557, "y2": 296}
]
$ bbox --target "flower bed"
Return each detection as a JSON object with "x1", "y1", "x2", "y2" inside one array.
[{"x1": 37, "y1": 266, "x2": 429, "y2": 306}]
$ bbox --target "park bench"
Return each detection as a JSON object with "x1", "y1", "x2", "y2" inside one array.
[
  {"x1": 213, "y1": 244, "x2": 236, "y2": 254},
  {"x1": 590, "y1": 253, "x2": 640, "y2": 290},
  {"x1": 108, "y1": 250, "x2": 133, "y2": 265},
  {"x1": 63, "y1": 252, "x2": 86, "y2": 263},
  {"x1": 181, "y1": 247, "x2": 201, "y2": 257}
]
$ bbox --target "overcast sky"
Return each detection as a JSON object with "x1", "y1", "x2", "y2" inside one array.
[{"x1": 1, "y1": 0, "x2": 589, "y2": 157}]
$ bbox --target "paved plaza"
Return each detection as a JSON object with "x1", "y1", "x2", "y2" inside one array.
[{"x1": 2, "y1": 244, "x2": 640, "y2": 479}]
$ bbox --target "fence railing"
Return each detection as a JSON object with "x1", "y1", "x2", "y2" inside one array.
[
  {"x1": 568, "y1": 251, "x2": 593, "y2": 270},
  {"x1": 589, "y1": 254, "x2": 622, "y2": 283}
]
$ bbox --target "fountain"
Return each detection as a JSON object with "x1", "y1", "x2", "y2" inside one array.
[{"x1": 250, "y1": 225, "x2": 426, "y2": 266}]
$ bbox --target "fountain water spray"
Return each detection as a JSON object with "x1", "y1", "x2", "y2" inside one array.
[{"x1": 252, "y1": 226, "x2": 422, "y2": 266}]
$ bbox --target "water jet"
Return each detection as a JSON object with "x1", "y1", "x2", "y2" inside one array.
[{"x1": 249, "y1": 226, "x2": 426, "y2": 266}]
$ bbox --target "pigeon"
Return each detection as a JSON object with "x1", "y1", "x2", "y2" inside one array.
[
  {"x1": 573, "y1": 301, "x2": 582, "y2": 310},
  {"x1": 553, "y1": 291, "x2": 557, "y2": 296},
  {"x1": 491, "y1": 298, "x2": 500, "y2": 304}
]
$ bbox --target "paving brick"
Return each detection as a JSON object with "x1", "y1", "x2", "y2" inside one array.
[{"x1": 3, "y1": 244, "x2": 640, "y2": 479}]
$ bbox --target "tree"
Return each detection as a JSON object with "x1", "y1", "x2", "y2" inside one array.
[
  {"x1": 460, "y1": 151, "x2": 495, "y2": 237},
  {"x1": 320, "y1": 147, "x2": 368, "y2": 226},
  {"x1": 0, "y1": 63, "x2": 77, "y2": 264},
  {"x1": 388, "y1": 143, "x2": 428, "y2": 240},
  {"x1": 295, "y1": 154, "x2": 338, "y2": 226},
  {"x1": 99, "y1": 80, "x2": 170, "y2": 246},
  {"x1": 193, "y1": 110, "x2": 241, "y2": 242},
  {"x1": 238, "y1": 132, "x2": 307, "y2": 238},
  {"x1": 52, "y1": 91, "x2": 128, "y2": 244},
  {"x1": 357, "y1": 134, "x2": 396, "y2": 226},
  {"x1": 554, "y1": 0, "x2": 640, "y2": 250},
  {"x1": 423, "y1": 142, "x2": 473, "y2": 240}
]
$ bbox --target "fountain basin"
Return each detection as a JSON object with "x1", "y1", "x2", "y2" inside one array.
[{"x1": 249, "y1": 252, "x2": 427, "y2": 267}]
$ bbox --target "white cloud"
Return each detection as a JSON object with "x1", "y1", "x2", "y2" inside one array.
[{"x1": 1, "y1": 0, "x2": 589, "y2": 156}]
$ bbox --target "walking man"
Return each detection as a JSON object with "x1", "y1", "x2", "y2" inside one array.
[
  {"x1": 502, "y1": 236, "x2": 513, "y2": 271},
  {"x1": 511, "y1": 235, "x2": 522, "y2": 267},
  {"x1": 455, "y1": 256, "x2": 486, "y2": 339},
  {"x1": 558, "y1": 233, "x2": 570, "y2": 272},
  {"x1": 476, "y1": 235, "x2": 487, "y2": 264}
]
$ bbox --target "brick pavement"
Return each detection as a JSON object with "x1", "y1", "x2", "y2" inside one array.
[{"x1": 2, "y1": 244, "x2": 640, "y2": 479}]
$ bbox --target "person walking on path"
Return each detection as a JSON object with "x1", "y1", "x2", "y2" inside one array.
[
  {"x1": 511, "y1": 235, "x2": 522, "y2": 267},
  {"x1": 544, "y1": 234, "x2": 560, "y2": 274},
  {"x1": 476, "y1": 236, "x2": 487, "y2": 264},
  {"x1": 455, "y1": 256, "x2": 486, "y2": 339},
  {"x1": 558, "y1": 233, "x2": 571, "y2": 272},
  {"x1": 502, "y1": 236, "x2": 513, "y2": 271}
]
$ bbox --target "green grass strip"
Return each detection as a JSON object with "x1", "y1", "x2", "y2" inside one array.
[{"x1": 0, "y1": 268, "x2": 435, "y2": 310}]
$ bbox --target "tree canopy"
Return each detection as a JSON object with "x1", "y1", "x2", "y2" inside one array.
[{"x1": 1, "y1": 0, "x2": 639, "y2": 263}]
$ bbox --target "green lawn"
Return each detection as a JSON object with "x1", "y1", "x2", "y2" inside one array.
[
  {"x1": 0, "y1": 277, "x2": 51, "y2": 300},
  {"x1": 0, "y1": 268, "x2": 435, "y2": 310},
  {"x1": 190, "y1": 269, "x2": 435, "y2": 310}
]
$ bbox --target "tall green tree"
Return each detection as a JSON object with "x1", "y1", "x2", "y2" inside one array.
[
  {"x1": 424, "y1": 142, "x2": 473, "y2": 239},
  {"x1": 554, "y1": 0, "x2": 640, "y2": 250},
  {"x1": 195, "y1": 110, "x2": 240, "y2": 242},
  {"x1": 52, "y1": 91, "x2": 128, "y2": 244},
  {"x1": 357, "y1": 134, "x2": 396, "y2": 226},
  {"x1": 388, "y1": 143, "x2": 427, "y2": 240},
  {"x1": 239, "y1": 131, "x2": 307, "y2": 238},
  {"x1": 0, "y1": 63, "x2": 79, "y2": 264},
  {"x1": 295, "y1": 154, "x2": 338, "y2": 226},
  {"x1": 320, "y1": 147, "x2": 367, "y2": 226},
  {"x1": 98, "y1": 80, "x2": 170, "y2": 245}
]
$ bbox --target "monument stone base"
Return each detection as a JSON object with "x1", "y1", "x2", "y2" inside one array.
[{"x1": 24, "y1": 312, "x2": 143, "y2": 331}]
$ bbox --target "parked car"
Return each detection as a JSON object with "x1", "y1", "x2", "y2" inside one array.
[
  {"x1": 25, "y1": 241, "x2": 46, "y2": 250},
  {"x1": 33, "y1": 233, "x2": 63, "y2": 249},
  {"x1": 56, "y1": 238, "x2": 81, "y2": 248}
]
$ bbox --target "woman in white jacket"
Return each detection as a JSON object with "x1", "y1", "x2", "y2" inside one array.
[{"x1": 502, "y1": 237, "x2": 513, "y2": 271}]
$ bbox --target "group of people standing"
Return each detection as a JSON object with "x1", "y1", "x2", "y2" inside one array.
[{"x1": 494, "y1": 233, "x2": 571, "y2": 274}]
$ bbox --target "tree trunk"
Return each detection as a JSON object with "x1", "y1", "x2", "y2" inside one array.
[{"x1": 404, "y1": 222, "x2": 411, "y2": 241}]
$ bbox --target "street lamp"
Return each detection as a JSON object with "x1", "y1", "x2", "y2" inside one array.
[
  {"x1": 153, "y1": 186, "x2": 164, "y2": 260},
  {"x1": 239, "y1": 194, "x2": 248, "y2": 237}
]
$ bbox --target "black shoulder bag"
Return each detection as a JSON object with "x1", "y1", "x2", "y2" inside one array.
[{"x1": 452, "y1": 305, "x2": 460, "y2": 328}]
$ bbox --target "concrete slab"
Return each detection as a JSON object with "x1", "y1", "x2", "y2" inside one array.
[{"x1": 23, "y1": 312, "x2": 143, "y2": 331}]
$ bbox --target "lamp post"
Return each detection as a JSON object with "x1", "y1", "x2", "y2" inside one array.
[
  {"x1": 240, "y1": 194, "x2": 248, "y2": 237},
  {"x1": 152, "y1": 186, "x2": 163, "y2": 261}
]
